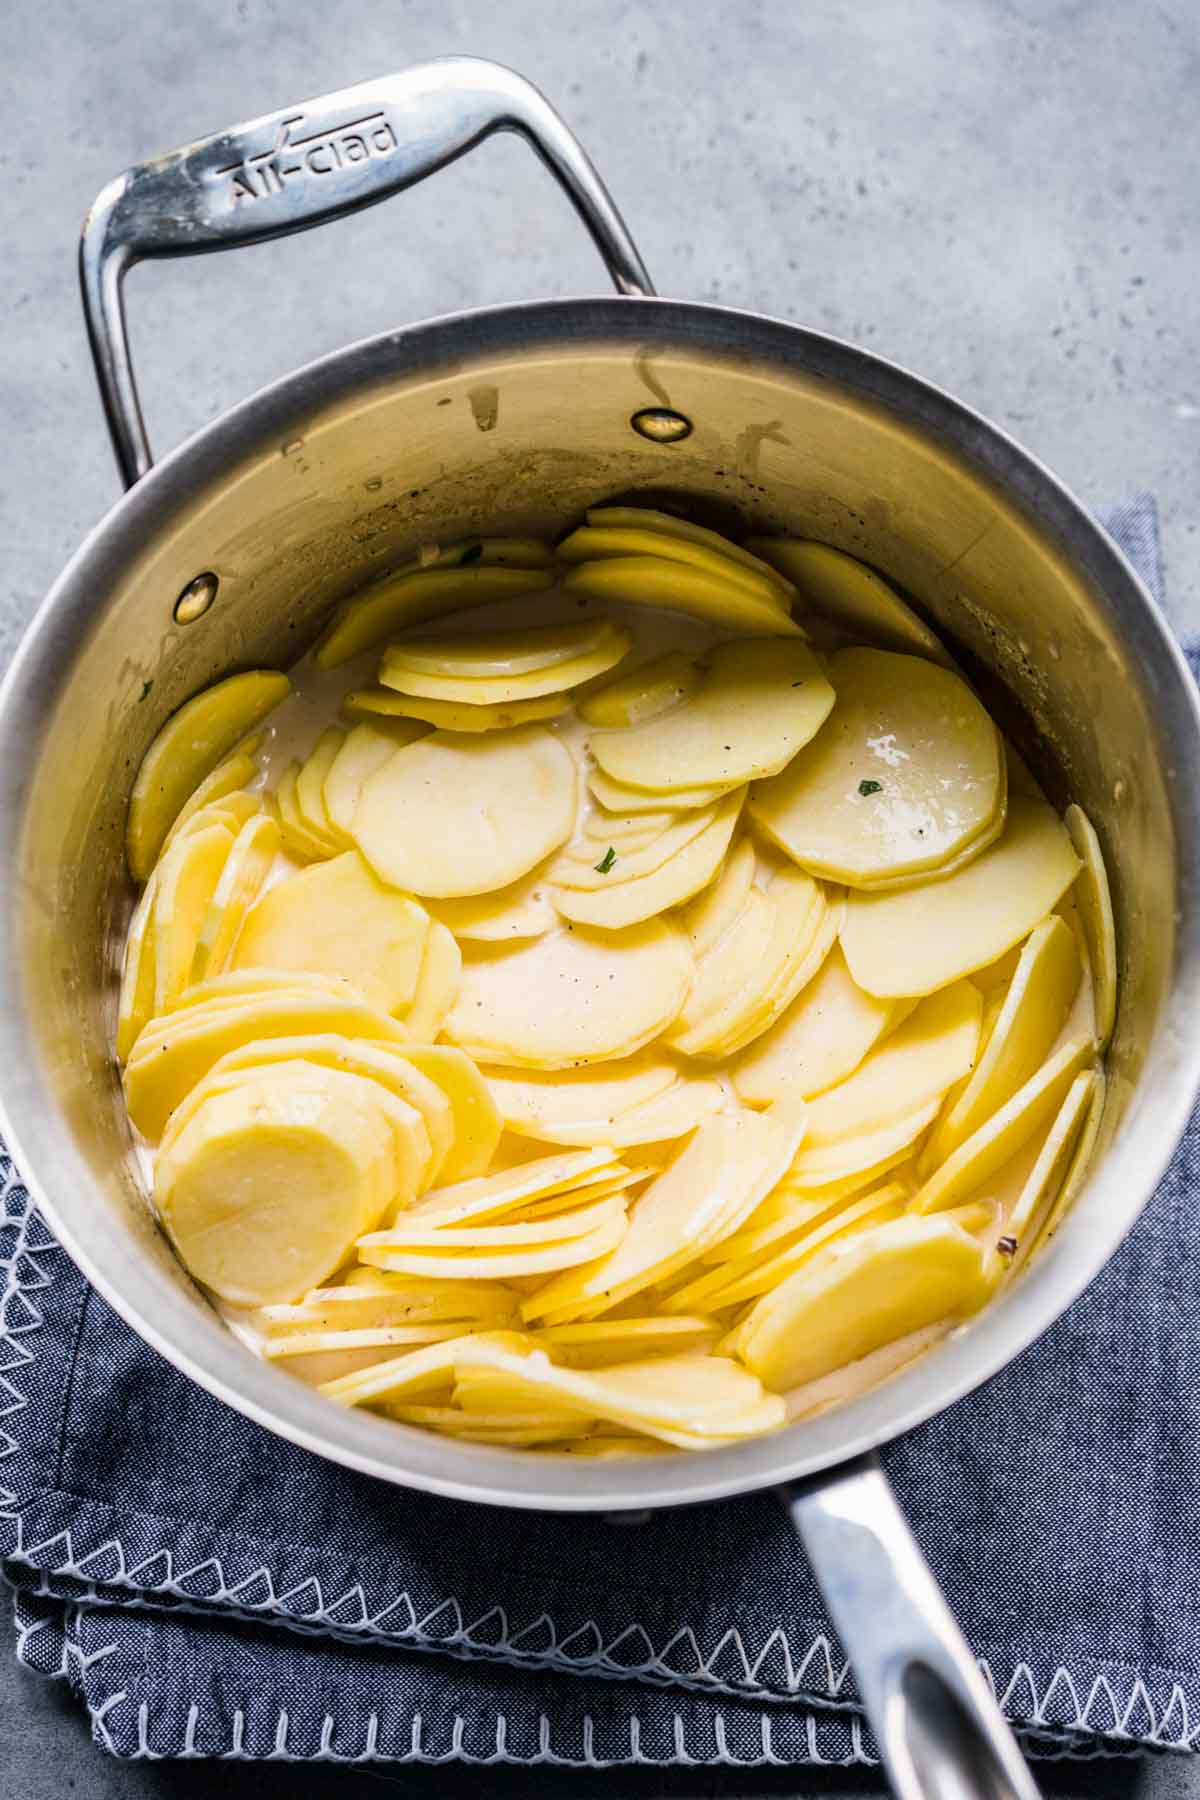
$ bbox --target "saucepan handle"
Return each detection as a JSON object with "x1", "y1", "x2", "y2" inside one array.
[
  {"x1": 783, "y1": 1455, "x2": 1042, "y2": 1800},
  {"x1": 79, "y1": 56, "x2": 654, "y2": 487}
]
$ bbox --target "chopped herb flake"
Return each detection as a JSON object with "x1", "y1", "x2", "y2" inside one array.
[
  {"x1": 138, "y1": 679, "x2": 154, "y2": 702},
  {"x1": 594, "y1": 847, "x2": 617, "y2": 875},
  {"x1": 858, "y1": 779, "x2": 883, "y2": 796},
  {"x1": 459, "y1": 542, "x2": 484, "y2": 565}
]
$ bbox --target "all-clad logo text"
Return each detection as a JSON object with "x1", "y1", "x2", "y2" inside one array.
[{"x1": 217, "y1": 110, "x2": 399, "y2": 203}]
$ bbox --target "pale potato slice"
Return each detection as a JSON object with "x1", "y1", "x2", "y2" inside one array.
[
  {"x1": 921, "y1": 915, "x2": 1080, "y2": 1171},
  {"x1": 164, "y1": 791, "x2": 262, "y2": 851},
  {"x1": 1064, "y1": 805, "x2": 1116, "y2": 1050},
  {"x1": 390, "y1": 1046, "x2": 501, "y2": 1182},
  {"x1": 586, "y1": 507, "x2": 796, "y2": 599},
  {"x1": 802, "y1": 980, "x2": 982, "y2": 1147},
  {"x1": 749, "y1": 649, "x2": 1003, "y2": 885},
  {"x1": 682, "y1": 837, "x2": 757, "y2": 957},
  {"x1": 700, "y1": 1184, "x2": 851, "y2": 1267},
  {"x1": 739, "y1": 1214, "x2": 987, "y2": 1391},
  {"x1": 263, "y1": 1321, "x2": 471, "y2": 1363},
  {"x1": 378, "y1": 624, "x2": 631, "y2": 704},
  {"x1": 320, "y1": 1334, "x2": 496, "y2": 1408},
  {"x1": 506, "y1": 1076, "x2": 725, "y2": 1149},
  {"x1": 190, "y1": 813, "x2": 281, "y2": 984},
  {"x1": 532, "y1": 1315, "x2": 721, "y2": 1366},
  {"x1": 127, "y1": 670, "x2": 290, "y2": 881},
  {"x1": 232, "y1": 851, "x2": 431, "y2": 1017},
  {"x1": 488, "y1": 1059, "x2": 679, "y2": 1136},
  {"x1": 296, "y1": 728, "x2": 350, "y2": 846},
  {"x1": 911, "y1": 1034, "x2": 1095, "y2": 1215},
  {"x1": 582, "y1": 807, "x2": 679, "y2": 846},
  {"x1": 444, "y1": 920, "x2": 692, "y2": 1068},
  {"x1": 365, "y1": 1192, "x2": 624, "y2": 1250},
  {"x1": 125, "y1": 990, "x2": 407, "y2": 1140},
  {"x1": 151, "y1": 822, "x2": 236, "y2": 1013},
  {"x1": 984, "y1": 1068, "x2": 1100, "y2": 1284},
  {"x1": 352, "y1": 726, "x2": 576, "y2": 899},
  {"x1": 257, "y1": 1267, "x2": 516, "y2": 1335},
  {"x1": 587, "y1": 765, "x2": 741, "y2": 813},
  {"x1": 117, "y1": 875, "x2": 160, "y2": 1063},
  {"x1": 1039, "y1": 1067, "x2": 1106, "y2": 1243},
  {"x1": 847, "y1": 775, "x2": 1007, "y2": 893},
  {"x1": 387, "y1": 618, "x2": 611, "y2": 679},
  {"x1": 667, "y1": 888, "x2": 777, "y2": 1049},
  {"x1": 155, "y1": 1068, "x2": 398, "y2": 1305},
  {"x1": 746, "y1": 539, "x2": 954, "y2": 666},
  {"x1": 554, "y1": 801, "x2": 728, "y2": 890},
  {"x1": 166, "y1": 968, "x2": 363, "y2": 1011},
  {"x1": 403, "y1": 921, "x2": 461, "y2": 1040},
  {"x1": 313, "y1": 567, "x2": 556, "y2": 669},
  {"x1": 551, "y1": 795, "x2": 744, "y2": 930},
  {"x1": 159, "y1": 751, "x2": 260, "y2": 858},
  {"x1": 430, "y1": 861, "x2": 557, "y2": 942},
  {"x1": 558, "y1": 525, "x2": 788, "y2": 610},
  {"x1": 840, "y1": 796, "x2": 1081, "y2": 997},
  {"x1": 577, "y1": 651, "x2": 701, "y2": 729},
  {"x1": 406, "y1": 1147, "x2": 625, "y2": 1227},
  {"x1": 360, "y1": 1209, "x2": 628, "y2": 1281},
  {"x1": 591, "y1": 639, "x2": 834, "y2": 793},
  {"x1": 785, "y1": 1099, "x2": 941, "y2": 1193},
  {"x1": 324, "y1": 720, "x2": 430, "y2": 836},
  {"x1": 342, "y1": 687, "x2": 571, "y2": 733},
  {"x1": 731, "y1": 943, "x2": 898, "y2": 1105},
  {"x1": 710, "y1": 881, "x2": 841, "y2": 1060},
  {"x1": 562, "y1": 555, "x2": 800, "y2": 638},
  {"x1": 275, "y1": 764, "x2": 339, "y2": 862}
]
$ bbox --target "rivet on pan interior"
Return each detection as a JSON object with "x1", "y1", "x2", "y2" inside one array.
[
  {"x1": 174, "y1": 572, "x2": 219, "y2": 624},
  {"x1": 630, "y1": 406, "x2": 693, "y2": 444}
]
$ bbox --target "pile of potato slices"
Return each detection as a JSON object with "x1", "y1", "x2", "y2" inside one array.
[{"x1": 116, "y1": 506, "x2": 1116, "y2": 1453}]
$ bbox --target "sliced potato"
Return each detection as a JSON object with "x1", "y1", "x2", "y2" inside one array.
[
  {"x1": 731, "y1": 943, "x2": 897, "y2": 1105},
  {"x1": 739, "y1": 1214, "x2": 987, "y2": 1390},
  {"x1": 586, "y1": 507, "x2": 796, "y2": 598},
  {"x1": 840, "y1": 796, "x2": 1081, "y2": 997},
  {"x1": 256, "y1": 1269, "x2": 516, "y2": 1335},
  {"x1": 151, "y1": 822, "x2": 236, "y2": 1013},
  {"x1": 117, "y1": 876, "x2": 160, "y2": 1063},
  {"x1": 667, "y1": 887, "x2": 777, "y2": 1049},
  {"x1": 430, "y1": 861, "x2": 557, "y2": 942},
  {"x1": 984, "y1": 1068, "x2": 1100, "y2": 1283},
  {"x1": 166, "y1": 968, "x2": 363, "y2": 1011},
  {"x1": 444, "y1": 920, "x2": 693, "y2": 1068},
  {"x1": 295, "y1": 728, "x2": 350, "y2": 848},
  {"x1": 551, "y1": 793, "x2": 744, "y2": 929},
  {"x1": 378, "y1": 624, "x2": 631, "y2": 705},
  {"x1": 587, "y1": 764, "x2": 741, "y2": 814},
  {"x1": 343, "y1": 688, "x2": 571, "y2": 733},
  {"x1": 324, "y1": 719, "x2": 430, "y2": 836},
  {"x1": 533, "y1": 1315, "x2": 721, "y2": 1366},
  {"x1": 390, "y1": 1045, "x2": 501, "y2": 1182},
  {"x1": 558, "y1": 525, "x2": 787, "y2": 610},
  {"x1": 785, "y1": 1099, "x2": 941, "y2": 1193},
  {"x1": 1064, "y1": 804, "x2": 1116, "y2": 1050},
  {"x1": 749, "y1": 649, "x2": 1003, "y2": 886},
  {"x1": 189, "y1": 812, "x2": 281, "y2": 984},
  {"x1": 232, "y1": 851, "x2": 430, "y2": 1016},
  {"x1": 386, "y1": 617, "x2": 611, "y2": 679},
  {"x1": 367, "y1": 1192, "x2": 623, "y2": 1250},
  {"x1": 1039, "y1": 1067, "x2": 1106, "y2": 1243},
  {"x1": 159, "y1": 750, "x2": 260, "y2": 858},
  {"x1": 273, "y1": 765, "x2": 333, "y2": 862},
  {"x1": 127, "y1": 670, "x2": 290, "y2": 882},
  {"x1": 682, "y1": 836, "x2": 757, "y2": 957},
  {"x1": 404, "y1": 1147, "x2": 625, "y2": 1228},
  {"x1": 922, "y1": 915, "x2": 1079, "y2": 1171},
  {"x1": 404, "y1": 920, "x2": 462, "y2": 1041},
  {"x1": 581, "y1": 807, "x2": 680, "y2": 846},
  {"x1": 359, "y1": 1202, "x2": 628, "y2": 1281},
  {"x1": 554, "y1": 802, "x2": 726, "y2": 890},
  {"x1": 803, "y1": 981, "x2": 982, "y2": 1147},
  {"x1": 352, "y1": 726, "x2": 576, "y2": 898},
  {"x1": 591, "y1": 638, "x2": 834, "y2": 793},
  {"x1": 746, "y1": 539, "x2": 953, "y2": 666},
  {"x1": 313, "y1": 566, "x2": 556, "y2": 669},
  {"x1": 320, "y1": 1335, "x2": 484, "y2": 1408},
  {"x1": 503, "y1": 1075, "x2": 725, "y2": 1148},
  {"x1": 488, "y1": 1059, "x2": 678, "y2": 1136},
  {"x1": 562, "y1": 555, "x2": 799, "y2": 638},
  {"x1": 577, "y1": 651, "x2": 701, "y2": 729}
]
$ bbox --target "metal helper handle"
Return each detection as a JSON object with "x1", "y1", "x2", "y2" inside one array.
[
  {"x1": 785, "y1": 1456, "x2": 1042, "y2": 1800},
  {"x1": 79, "y1": 56, "x2": 654, "y2": 487}
]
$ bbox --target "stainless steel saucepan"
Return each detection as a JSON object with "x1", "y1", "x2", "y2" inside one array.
[{"x1": 3, "y1": 57, "x2": 1198, "y2": 1799}]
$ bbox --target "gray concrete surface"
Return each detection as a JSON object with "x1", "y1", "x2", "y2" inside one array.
[{"x1": 0, "y1": 0, "x2": 1197, "y2": 1792}]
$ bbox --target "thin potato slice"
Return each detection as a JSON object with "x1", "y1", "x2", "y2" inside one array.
[
  {"x1": 405, "y1": 1147, "x2": 626, "y2": 1228},
  {"x1": 320, "y1": 1334, "x2": 504, "y2": 1408},
  {"x1": 364, "y1": 1193, "x2": 625, "y2": 1250},
  {"x1": 324, "y1": 719, "x2": 430, "y2": 836},
  {"x1": 587, "y1": 765, "x2": 741, "y2": 814},
  {"x1": 445, "y1": 920, "x2": 693, "y2": 1069},
  {"x1": 353, "y1": 726, "x2": 576, "y2": 898},
  {"x1": 117, "y1": 876, "x2": 160, "y2": 1063},
  {"x1": 430, "y1": 861, "x2": 557, "y2": 942},
  {"x1": 313, "y1": 567, "x2": 556, "y2": 669},
  {"x1": 532, "y1": 1316, "x2": 721, "y2": 1366},
  {"x1": 922, "y1": 915, "x2": 1079, "y2": 1171},
  {"x1": 682, "y1": 836, "x2": 757, "y2": 957},
  {"x1": 387, "y1": 618, "x2": 611, "y2": 679},
  {"x1": 551, "y1": 795, "x2": 743, "y2": 930},
  {"x1": 296, "y1": 728, "x2": 350, "y2": 846},
  {"x1": 159, "y1": 751, "x2": 260, "y2": 858},
  {"x1": 403, "y1": 921, "x2": 461, "y2": 1040},
  {"x1": 1064, "y1": 804, "x2": 1116, "y2": 1050},
  {"x1": 785, "y1": 1099, "x2": 941, "y2": 1193},
  {"x1": 1040, "y1": 1068, "x2": 1106, "y2": 1243},
  {"x1": 562, "y1": 556, "x2": 800, "y2": 638},
  {"x1": 708, "y1": 881, "x2": 841, "y2": 1060},
  {"x1": 911, "y1": 1035, "x2": 1095, "y2": 1215},
  {"x1": 731, "y1": 943, "x2": 897, "y2": 1105},
  {"x1": 127, "y1": 670, "x2": 290, "y2": 881},
  {"x1": 749, "y1": 649, "x2": 1003, "y2": 885},
  {"x1": 667, "y1": 888, "x2": 777, "y2": 1049},
  {"x1": 582, "y1": 807, "x2": 679, "y2": 846},
  {"x1": 746, "y1": 539, "x2": 954, "y2": 666},
  {"x1": 489, "y1": 1059, "x2": 678, "y2": 1135},
  {"x1": 391, "y1": 1046, "x2": 501, "y2": 1182},
  {"x1": 257, "y1": 1269, "x2": 516, "y2": 1335},
  {"x1": 557, "y1": 525, "x2": 787, "y2": 609},
  {"x1": 276, "y1": 764, "x2": 339, "y2": 862},
  {"x1": 379, "y1": 624, "x2": 631, "y2": 704},
  {"x1": 166, "y1": 968, "x2": 363, "y2": 1011},
  {"x1": 586, "y1": 507, "x2": 796, "y2": 599},
  {"x1": 232, "y1": 852, "x2": 430, "y2": 1017},
  {"x1": 577, "y1": 651, "x2": 701, "y2": 729},
  {"x1": 840, "y1": 796, "x2": 1081, "y2": 997},
  {"x1": 343, "y1": 688, "x2": 571, "y2": 733},
  {"x1": 554, "y1": 801, "x2": 727, "y2": 890},
  {"x1": 263, "y1": 1322, "x2": 471, "y2": 1362},
  {"x1": 190, "y1": 812, "x2": 281, "y2": 984},
  {"x1": 591, "y1": 639, "x2": 833, "y2": 793},
  {"x1": 151, "y1": 823, "x2": 236, "y2": 1013},
  {"x1": 984, "y1": 1068, "x2": 1100, "y2": 1284},
  {"x1": 739, "y1": 1214, "x2": 988, "y2": 1390},
  {"x1": 359, "y1": 1208, "x2": 627, "y2": 1281},
  {"x1": 506, "y1": 1076, "x2": 725, "y2": 1149}
]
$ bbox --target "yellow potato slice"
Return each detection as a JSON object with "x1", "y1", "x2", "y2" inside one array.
[
  {"x1": 125, "y1": 990, "x2": 407, "y2": 1140},
  {"x1": 558, "y1": 525, "x2": 789, "y2": 610},
  {"x1": 1039, "y1": 1067, "x2": 1106, "y2": 1243},
  {"x1": 591, "y1": 638, "x2": 834, "y2": 793},
  {"x1": 430, "y1": 861, "x2": 557, "y2": 942},
  {"x1": 922, "y1": 916, "x2": 1079, "y2": 1171},
  {"x1": 846, "y1": 779, "x2": 1008, "y2": 893},
  {"x1": 667, "y1": 888, "x2": 777, "y2": 1049},
  {"x1": 587, "y1": 765, "x2": 741, "y2": 813},
  {"x1": 586, "y1": 507, "x2": 797, "y2": 599},
  {"x1": 386, "y1": 618, "x2": 612, "y2": 679},
  {"x1": 320, "y1": 1334, "x2": 492, "y2": 1408},
  {"x1": 126, "y1": 670, "x2": 290, "y2": 881},
  {"x1": 378, "y1": 624, "x2": 631, "y2": 705},
  {"x1": 488, "y1": 1058, "x2": 678, "y2": 1136},
  {"x1": 802, "y1": 981, "x2": 982, "y2": 1147},
  {"x1": 551, "y1": 795, "x2": 744, "y2": 930},
  {"x1": 190, "y1": 813, "x2": 281, "y2": 984},
  {"x1": 532, "y1": 1315, "x2": 721, "y2": 1366},
  {"x1": 352, "y1": 726, "x2": 576, "y2": 899},
  {"x1": 295, "y1": 728, "x2": 350, "y2": 846},
  {"x1": 166, "y1": 968, "x2": 363, "y2": 1011},
  {"x1": 731, "y1": 943, "x2": 898, "y2": 1105},
  {"x1": 739, "y1": 1214, "x2": 987, "y2": 1391},
  {"x1": 562, "y1": 554, "x2": 800, "y2": 639},
  {"x1": 313, "y1": 567, "x2": 556, "y2": 669},
  {"x1": 521, "y1": 1105, "x2": 806, "y2": 1322},
  {"x1": 263, "y1": 1321, "x2": 472, "y2": 1364},
  {"x1": 275, "y1": 764, "x2": 339, "y2": 862},
  {"x1": 389, "y1": 1046, "x2": 501, "y2": 1182},
  {"x1": 117, "y1": 875, "x2": 160, "y2": 1063},
  {"x1": 785, "y1": 1099, "x2": 941, "y2": 1193},
  {"x1": 406, "y1": 1147, "x2": 625, "y2": 1227},
  {"x1": 582, "y1": 807, "x2": 680, "y2": 846},
  {"x1": 445, "y1": 920, "x2": 692, "y2": 1069},
  {"x1": 159, "y1": 751, "x2": 260, "y2": 858},
  {"x1": 1064, "y1": 804, "x2": 1116, "y2": 1050},
  {"x1": 232, "y1": 851, "x2": 430, "y2": 1018},
  {"x1": 324, "y1": 719, "x2": 430, "y2": 836},
  {"x1": 403, "y1": 921, "x2": 461, "y2": 1040},
  {"x1": 366, "y1": 1192, "x2": 624, "y2": 1250},
  {"x1": 257, "y1": 1268, "x2": 516, "y2": 1335},
  {"x1": 749, "y1": 649, "x2": 1003, "y2": 885},
  {"x1": 151, "y1": 822, "x2": 236, "y2": 1013},
  {"x1": 911, "y1": 1034, "x2": 1095, "y2": 1215},
  {"x1": 360, "y1": 1209, "x2": 628, "y2": 1281},
  {"x1": 577, "y1": 651, "x2": 702, "y2": 729},
  {"x1": 343, "y1": 688, "x2": 571, "y2": 733},
  {"x1": 554, "y1": 801, "x2": 728, "y2": 890},
  {"x1": 840, "y1": 795, "x2": 1081, "y2": 997},
  {"x1": 984, "y1": 1068, "x2": 1100, "y2": 1284},
  {"x1": 682, "y1": 837, "x2": 757, "y2": 957},
  {"x1": 503, "y1": 1076, "x2": 726, "y2": 1149},
  {"x1": 746, "y1": 539, "x2": 954, "y2": 666},
  {"x1": 709, "y1": 881, "x2": 841, "y2": 1060},
  {"x1": 155, "y1": 1068, "x2": 398, "y2": 1305}
]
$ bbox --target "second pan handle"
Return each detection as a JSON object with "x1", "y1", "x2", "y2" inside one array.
[{"x1": 80, "y1": 56, "x2": 654, "y2": 488}]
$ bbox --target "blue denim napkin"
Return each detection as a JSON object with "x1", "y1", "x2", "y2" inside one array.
[{"x1": 5, "y1": 497, "x2": 1197, "y2": 1769}]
